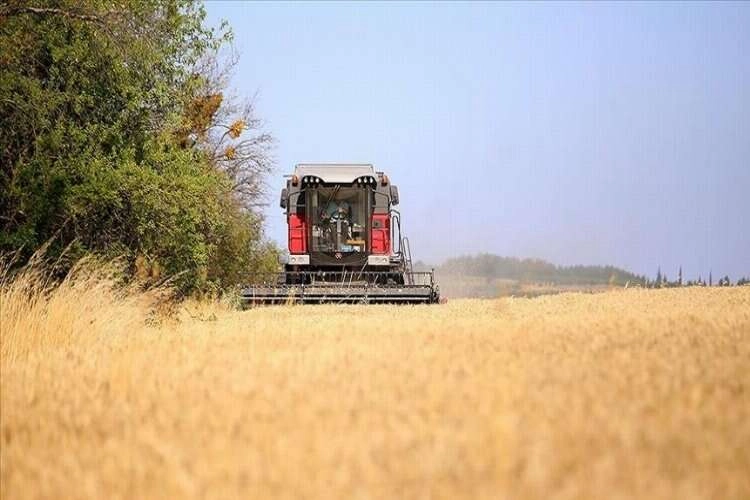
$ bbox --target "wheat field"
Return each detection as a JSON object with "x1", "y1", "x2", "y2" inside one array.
[{"x1": 1, "y1": 270, "x2": 749, "y2": 499}]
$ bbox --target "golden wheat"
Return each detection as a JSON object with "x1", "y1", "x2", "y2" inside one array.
[{"x1": 1, "y1": 270, "x2": 748, "y2": 499}]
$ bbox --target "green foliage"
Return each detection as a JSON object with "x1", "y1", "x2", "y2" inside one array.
[{"x1": 0, "y1": 0, "x2": 277, "y2": 294}]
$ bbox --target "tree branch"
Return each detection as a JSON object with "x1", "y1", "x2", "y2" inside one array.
[{"x1": 1, "y1": 5, "x2": 125, "y2": 25}]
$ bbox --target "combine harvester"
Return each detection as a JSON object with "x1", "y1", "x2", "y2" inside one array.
[{"x1": 241, "y1": 164, "x2": 440, "y2": 305}]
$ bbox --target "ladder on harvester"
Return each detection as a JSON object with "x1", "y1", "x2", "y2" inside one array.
[
  {"x1": 401, "y1": 236, "x2": 415, "y2": 285},
  {"x1": 390, "y1": 210, "x2": 415, "y2": 285}
]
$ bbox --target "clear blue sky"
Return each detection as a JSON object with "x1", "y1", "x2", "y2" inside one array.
[{"x1": 206, "y1": 1, "x2": 749, "y2": 280}]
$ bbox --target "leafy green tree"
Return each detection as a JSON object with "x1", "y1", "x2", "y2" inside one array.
[{"x1": 0, "y1": 0, "x2": 277, "y2": 293}]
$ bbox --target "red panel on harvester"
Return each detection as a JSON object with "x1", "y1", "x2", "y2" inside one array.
[
  {"x1": 371, "y1": 214, "x2": 390, "y2": 254},
  {"x1": 288, "y1": 214, "x2": 307, "y2": 254}
]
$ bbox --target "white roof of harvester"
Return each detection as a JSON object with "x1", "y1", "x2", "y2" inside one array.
[{"x1": 293, "y1": 163, "x2": 376, "y2": 183}]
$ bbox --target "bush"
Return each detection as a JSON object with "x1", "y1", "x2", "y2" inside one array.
[{"x1": 0, "y1": 1, "x2": 277, "y2": 294}]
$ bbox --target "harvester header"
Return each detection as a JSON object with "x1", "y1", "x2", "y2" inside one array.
[{"x1": 241, "y1": 163, "x2": 439, "y2": 305}]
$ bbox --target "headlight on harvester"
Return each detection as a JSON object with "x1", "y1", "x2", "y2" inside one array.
[{"x1": 288, "y1": 254, "x2": 310, "y2": 265}]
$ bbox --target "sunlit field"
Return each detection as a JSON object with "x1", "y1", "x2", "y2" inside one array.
[{"x1": 1, "y1": 270, "x2": 749, "y2": 499}]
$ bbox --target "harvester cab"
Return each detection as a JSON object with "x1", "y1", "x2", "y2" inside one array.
[{"x1": 241, "y1": 164, "x2": 440, "y2": 305}]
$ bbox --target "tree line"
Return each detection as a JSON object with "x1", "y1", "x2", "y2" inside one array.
[
  {"x1": 1, "y1": 0, "x2": 277, "y2": 294},
  {"x1": 420, "y1": 254, "x2": 647, "y2": 286},
  {"x1": 650, "y1": 267, "x2": 749, "y2": 288},
  {"x1": 419, "y1": 254, "x2": 749, "y2": 288}
]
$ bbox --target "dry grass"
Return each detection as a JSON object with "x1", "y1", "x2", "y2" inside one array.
[{"x1": 1, "y1": 267, "x2": 749, "y2": 499}]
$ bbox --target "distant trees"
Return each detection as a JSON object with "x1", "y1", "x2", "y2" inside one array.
[
  {"x1": 436, "y1": 254, "x2": 646, "y2": 286},
  {"x1": 435, "y1": 255, "x2": 748, "y2": 289},
  {"x1": 0, "y1": 0, "x2": 277, "y2": 293},
  {"x1": 652, "y1": 266, "x2": 744, "y2": 288}
]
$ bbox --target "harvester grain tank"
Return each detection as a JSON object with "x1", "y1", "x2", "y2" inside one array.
[{"x1": 241, "y1": 164, "x2": 440, "y2": 305}]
